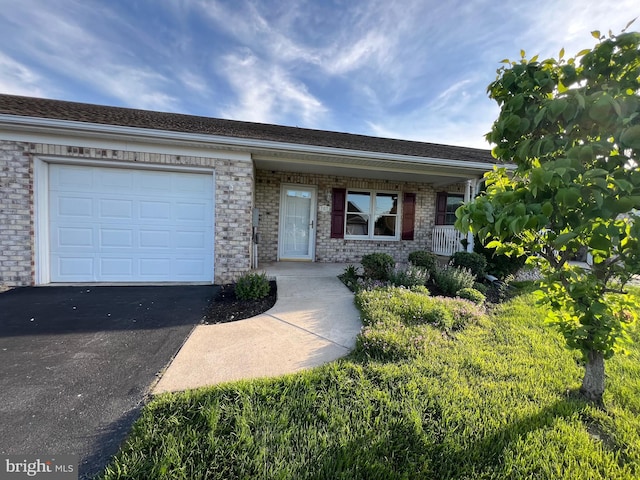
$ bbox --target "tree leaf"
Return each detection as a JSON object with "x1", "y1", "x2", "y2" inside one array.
[
  {"x1": 591, "y1": 30, "x2": 601, "y2": 39},
  {"x1": 621, "y1": 125, "x2": 640, "y2": 149},
  {"x1": 553, "y1": 231, "x2": 578, "y2": 247},
  {"x1": 589, "y1": 234, "x2": 610, "y2": 251},
  {"x1": 624, "y1": 17, "x2": 637, "y2": 31}
]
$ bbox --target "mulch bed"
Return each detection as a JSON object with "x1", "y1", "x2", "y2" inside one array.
[{"x1": 203, "y1": 281, "x2": 277, "y2": 324}]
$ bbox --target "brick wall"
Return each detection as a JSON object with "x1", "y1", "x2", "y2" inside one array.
[
  {"x1": 0, "y1": 141, "x2": 32, "y2": 287},
  {"x1": 0, "y1": 141, "x2": 253, "y2": 286},
  {"x1": 255, "y1": 169, "x2": 465, "y2": 265}
]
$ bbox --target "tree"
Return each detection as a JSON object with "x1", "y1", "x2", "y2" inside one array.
[{"x1": 455, "y1": 23, "x2": 640, "y2": 404}]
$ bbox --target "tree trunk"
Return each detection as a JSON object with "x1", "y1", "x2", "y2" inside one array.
[{"x1": 580, "y1": 350, "x2": 605, "y2": 404}]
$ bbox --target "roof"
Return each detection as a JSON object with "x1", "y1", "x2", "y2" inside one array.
[{"x1": 0, "y1": 94, "x2": 494, "y2": 164}]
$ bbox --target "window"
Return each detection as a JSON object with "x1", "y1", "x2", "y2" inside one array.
[
  {"x1": 345, "y1": 190, "x2": 399, "y2": 239},
  {"x1": 436, "y1": 192, "x2": 464, "y2": 225}
]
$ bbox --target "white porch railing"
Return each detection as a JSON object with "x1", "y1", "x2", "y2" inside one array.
[{"x1": 432, "y1": 225, "x2": 466, "y2": 257}]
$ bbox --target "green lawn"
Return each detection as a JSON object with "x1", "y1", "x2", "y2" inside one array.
[{"x1": 101, "y1": 287, "x2": 640, "y2": 479}]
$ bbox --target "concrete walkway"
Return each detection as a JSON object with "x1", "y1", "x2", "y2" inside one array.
[{"x1": 153, "y1": 263, "x2": 361, "y2": 393}]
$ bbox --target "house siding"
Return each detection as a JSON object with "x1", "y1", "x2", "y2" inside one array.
[
  {"x1": 0, "y1": 140, "x2": 253, "y2": 287},
  {"x1": 255, "y1": 169, "x2": 451, "y2": 265}
]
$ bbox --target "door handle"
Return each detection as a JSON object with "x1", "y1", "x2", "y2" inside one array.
[{"x1": 310, "y1": 220, "x2": 314, "y2": 229}]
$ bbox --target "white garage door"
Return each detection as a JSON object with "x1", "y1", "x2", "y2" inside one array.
[{"x1": 49, "y1": 164, "x2": 214, "y2": 282}]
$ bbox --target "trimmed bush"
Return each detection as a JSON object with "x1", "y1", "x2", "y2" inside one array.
[
  {"x1": 361, "y1": 253, "x2": 395, "y2": 281},
  {"x1": 457, "y1": 287, "x2": 486, "y2": 305},
  {"x1": 450, "y1": 251, "x2": 487, "y2": 279},
  {"x1": 408, "y1": 250, "x2": 438, "y2": 273},
  {"x1": 235, "y1": 271, "x2": 271, "y2": 300},
  {"x1": 388, "y1": 265, "x2": 430, "y2": 288},
  {"x1": 432, "y1": 266, "x2": 475, "y2": 296}
]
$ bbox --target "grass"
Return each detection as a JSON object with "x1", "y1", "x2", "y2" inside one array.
[{"x1": 100, "y1": 285, "x2": 640, "y2": 479}]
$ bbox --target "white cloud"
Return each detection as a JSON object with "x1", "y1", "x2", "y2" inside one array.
[
  {"x1": 178, "y1": 72, "x2": 210, "y2": 95},
  {"x1": 0, "y1": 52, "x2": 47, "y2": 97},
  {"x1": 367, "y1": 76, "x2": 498, "y2": 149},
  {"x1": 219, "y1": 51, "x2": 327, "y2": 126},
  {"x1": 0, "y1": 0, "x2": 180, "y2": 111}
]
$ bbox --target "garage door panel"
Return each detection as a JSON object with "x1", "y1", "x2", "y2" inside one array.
[
  {"x1": 139, "y1": 230, "x2": 171, "y2": 248},
  {"x1": 57, "y1": 257, "x2": 94, "y2": 278},
  {"x1": 58, "y1": 227, "x2": 94, "y2": 247},
  {"x1": 100, "y1": 170, "x2": 134, "y2": 189},
  {"x1": 49, "y1": 164, "x2": 214, "y2": 282},
  {"x1": 57, "y1": 196, "x2": 94, "y2": 217},
  {"x1": 174, "y1": 174, "x2": 211, "y2": 193},
  {"x1": 100, "y1": 199, "x2": 134, "y2": 219},
  {"x1": 176, "y1": 231, "x2": 207, "y2": 249},
  {"x1": 175, "y1": 258, "x2": 208, "y2": 276},
  {"x1": 100, "y1": 228, "x2": 134, "y2": 248},
  {"x1": 139, "y1": 201, "x2": 171, "y2": 220},
  {"x1": 100, "y1": 258, "x2": 134, "y2": 276},
  {"x1": 138, "y1": 172, "x2": 172, "y2": 192},
  {"x1": 139, "y1": 258, "x2": 172, "y2": 276},
  {"x1": 51, "y1": 166, "x2": 94, "y2": 190},
  {"x1": 175, "y1": 202, "x2": 208, "y2": 222}
]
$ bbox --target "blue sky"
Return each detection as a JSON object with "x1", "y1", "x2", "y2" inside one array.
[{"x1": 0, "y1": 1, "x2": 637, "y2": 148}]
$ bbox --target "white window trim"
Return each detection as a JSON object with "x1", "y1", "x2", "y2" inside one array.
[{"x1": 344, "y1": 189, "x2": 401, "y2": 241}]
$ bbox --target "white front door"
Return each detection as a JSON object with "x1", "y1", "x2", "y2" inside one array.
[{"x1": 279, "y1": 185, "x2": 316, "y2": 260}]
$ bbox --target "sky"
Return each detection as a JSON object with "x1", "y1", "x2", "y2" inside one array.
[{"x1": 0, "y1": 1, "x2": 638, "y2": 149}]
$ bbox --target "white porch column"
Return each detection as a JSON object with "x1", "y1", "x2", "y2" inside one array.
[{"x1": 465, "y1": 180, "x2": 474, "y2": 253}]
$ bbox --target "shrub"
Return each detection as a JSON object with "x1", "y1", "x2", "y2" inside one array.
[
  {"x1": 431, "y1": 296, "x2": 485, "y2": 330},
  {"x1": 235, "y1": 271, "x2": 271, "y2": 300},
  {"x1": 339, "y1": 264, "x2": 360, "y2": 292},
  {"x1": 388, "y1": 265, "x2": 430, "y2": 288},
  {"x1": 356, "y1": 286, "x2": 483, "y2": 331},
  {"x1": 473, "y1": 282, "x2": 488, "y2": 294},
  {"x1": 457, "y1": 287, "x2": 486, "y2": 305},
  {"x1": 432, "y1": 266, "x2": 475, "y2": 296},
  {"x1": 473, "y1": 236, "x2": 527, "y2": 279},
  {"x1": 408, "y1": 251, "x2": 438, "y2": 273},
  {"x1": 361, "y1": 253, "x2": 395, "y2": 281},
  {"x1": 450, "y1": 251, "x2": 487, "y2": 279}
]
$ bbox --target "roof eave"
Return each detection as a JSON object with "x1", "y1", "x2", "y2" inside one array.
[{"x1": 0, "y1": 114, "x2": 499, "y2": 173}]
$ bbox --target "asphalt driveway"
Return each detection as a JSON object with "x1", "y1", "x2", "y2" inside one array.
[{"x1": 0, "y1": 285, "x2": 216, "y2": 479}]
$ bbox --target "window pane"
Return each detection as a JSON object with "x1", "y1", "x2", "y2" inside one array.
[
  {"x1": 374, "y1": 215, "x2": 396, "y2": 236},
  {"x1": 347, "y1": 192, "x2": 370, "y2": 213},
  {"x1": 375, "y1": 193, "x2": 398, "y2": 215},
  {"x1": 445, "y1": 195, "x2": 463, "y2": 225},
  {"x1": 346, "y1": 213, "x2": 369, "y2": 236}
]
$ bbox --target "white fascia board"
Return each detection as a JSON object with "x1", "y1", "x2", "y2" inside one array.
[
  {"x1": 0, "y1": 115, "x2": 252, "y2": 162},
  {"x1": 0, "y1": 114, "x2": 503, "y2": 171}
]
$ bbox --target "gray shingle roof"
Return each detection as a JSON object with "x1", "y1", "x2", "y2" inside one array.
[{"x1": 0, "y1": 94, "x2": 494, "y2": 163}]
